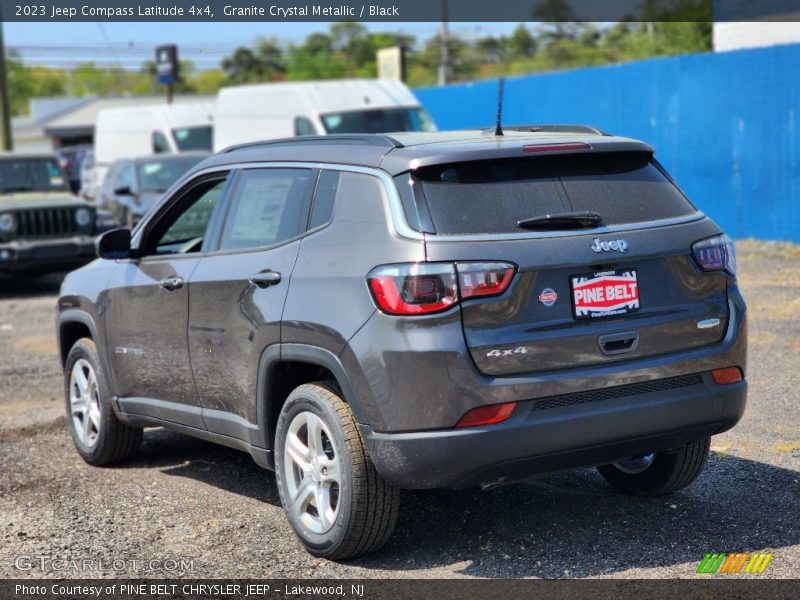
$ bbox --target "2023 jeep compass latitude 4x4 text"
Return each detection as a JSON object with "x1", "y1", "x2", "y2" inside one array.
[{"x1": 57, "y1": 128, "x2": 746, "y2": 559}]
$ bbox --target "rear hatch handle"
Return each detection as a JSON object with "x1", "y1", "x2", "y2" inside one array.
[{"x1": 598, "y1": 331, "x2": 639, "y2": 356}]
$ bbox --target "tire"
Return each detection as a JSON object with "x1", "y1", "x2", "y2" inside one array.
[
  {"x1": 64, "y1": 337, "x2": 142, "y2": 466},
  {"x1": 274, "y1": 381, "x2": 400, "y2": 560},
  {"x1": 597, "y1": 437, "x2": 711, "y2": 496}
]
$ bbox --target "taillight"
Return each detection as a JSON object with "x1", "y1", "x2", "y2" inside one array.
[
  {"x1": 457, "y1": 262, "x2": 516, "y2": 299},
  {"x1": 711, "y1": 367, "x2": 743, "y2": 385},
  {"x1": 367, "y1": 262, "x2": 515, "y2": 316},
  {"x1": 456, "y1": 402, "x2": 517, "y2": 428},
  {"x1": 368, "y1": 263, "x2": 458, "y2": 315},
  {"x1": 692, "y1": 234, "x2": 736, "y2": 276}
]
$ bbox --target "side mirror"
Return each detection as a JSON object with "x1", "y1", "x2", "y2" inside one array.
[
  {"x1": 95, "y1": 228, "x2": 131, "y2": 260},
  {"x1": 113, "y1": 185, "x2": 133, "y2": 196}
]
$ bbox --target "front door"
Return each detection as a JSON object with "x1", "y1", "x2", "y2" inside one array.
[{"x1": 104, "y1": 174, "x2": 230, "y2": 428}]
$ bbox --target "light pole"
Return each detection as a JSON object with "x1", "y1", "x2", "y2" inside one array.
[
  {"x1": 438, "y1": 0, "x2": 449, "y2": 86},
  {"x1": 0, "y1": 14, "x2": 13, "y2": 150}
]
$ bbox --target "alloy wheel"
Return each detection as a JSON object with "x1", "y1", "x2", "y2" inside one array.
[
  {"x1": 69, "y1": 358, "x2": 101, "y2": 447},
  {"x1": 283, "y1": 410, "x2": 342, "y2": 534}
]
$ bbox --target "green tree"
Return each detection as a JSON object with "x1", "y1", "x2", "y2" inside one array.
[{"x1": 508, "y1": 25, "x2": 537, "y2": 59}]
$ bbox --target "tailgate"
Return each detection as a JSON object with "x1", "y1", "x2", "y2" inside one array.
[{"x1": 426, "y1": 219, "x2": 729, "y2": 377}]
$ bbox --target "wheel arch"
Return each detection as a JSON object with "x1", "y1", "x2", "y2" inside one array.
[
  {"x1": 257, "y1": 343, "x2": 369, "y2": 452},
  {"x1": 58, "y1": 310, "x2": 101, "y2": 366}
]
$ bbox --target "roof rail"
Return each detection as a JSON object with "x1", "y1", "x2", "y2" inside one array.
[
  {"x1": 221, "y1": 134, "x2": 405, "y2": 154},
  {"x1": 481, "y1": 124, "x2": 608, "y2": 136}
]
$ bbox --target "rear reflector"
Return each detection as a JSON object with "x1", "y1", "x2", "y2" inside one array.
[
  {"x1": 523, "y1": 142, "x2": 591, "y2": 154},
  {"x1": 456, "y1": 402, "x2": 517, "y2": 428},
  {"x1": 711, "y1": 367, "x2": 743, "y2": 385}
]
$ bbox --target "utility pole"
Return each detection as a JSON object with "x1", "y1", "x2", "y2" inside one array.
[
  {"x1": 0, "y1": 14, "x2": 13, "y2": 150},
  {"x1": 438, "y1": 0, "x2": 449, "y2": 86}
]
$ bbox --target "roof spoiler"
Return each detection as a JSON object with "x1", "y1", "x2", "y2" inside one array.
[{"x1": 481, "y1": 124, "x2": 608, "y2": 136}]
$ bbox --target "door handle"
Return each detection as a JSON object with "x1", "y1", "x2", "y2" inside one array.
[
  {"x1": 598, "y1": 331, "x2": 639, "y2": 356},
  {"x1": 159, "y1": 275, "x2": 184, "y2": 291},
  {"x1": 249, "y1": 271, "x2": 281, "y2": 288}
]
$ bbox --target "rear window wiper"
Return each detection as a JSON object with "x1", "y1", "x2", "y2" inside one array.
[{"x1": 517, "y1": 211, "x2": 602, "y2": 230}]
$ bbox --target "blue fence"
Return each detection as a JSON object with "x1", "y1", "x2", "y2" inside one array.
[{"x1": 415, "y1": 44, "x2": 800, "y2": 243}]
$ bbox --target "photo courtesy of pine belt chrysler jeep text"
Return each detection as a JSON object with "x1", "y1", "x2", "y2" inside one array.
[{"x1": 57, "y1": 127, "x2": 747, "y2": 560}]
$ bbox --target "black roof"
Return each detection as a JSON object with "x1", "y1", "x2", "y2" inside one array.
[{"x1": 196, "y1": 128, "x2": 654, "y2": 177}]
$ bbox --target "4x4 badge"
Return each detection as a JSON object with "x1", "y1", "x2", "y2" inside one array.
[{"x1": 591, "y1": 238, "x2": 629, "y2": 253}]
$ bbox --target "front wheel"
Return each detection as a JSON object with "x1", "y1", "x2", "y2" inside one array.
[
  {"x1": 64, "y1": 338, "x2": 142, "y2": 466},
  {"x1": 597, "y1": 437, "x2": 711, "y2": 496},
  {"x1": 274, "y1": 382, "x2": 400, "y2": 560}
]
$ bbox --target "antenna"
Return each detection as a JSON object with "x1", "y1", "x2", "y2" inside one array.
[{"x1": 494, "y1": 77, "x2": 505, "y2": 136}]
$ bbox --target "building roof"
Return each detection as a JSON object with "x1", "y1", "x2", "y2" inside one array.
[{"x1": 12, "y1": 95, "x2": 216, "y2": 144}]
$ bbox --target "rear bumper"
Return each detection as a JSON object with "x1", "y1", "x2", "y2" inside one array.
[
  {"x1": 360, "y1": 375, "x2": 746, "y2": 489},
  {"x1": 0, "y1": 236, "x2": 96, "y2": 273}
]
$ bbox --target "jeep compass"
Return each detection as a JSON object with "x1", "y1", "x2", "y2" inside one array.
[{"x1": 57, "y1": 128, "x2": 747, "y2": 559}]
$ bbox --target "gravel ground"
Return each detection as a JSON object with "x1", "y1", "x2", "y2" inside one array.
[{"x1": 0, "y1": 240, "x2": 798, "y2": 580}]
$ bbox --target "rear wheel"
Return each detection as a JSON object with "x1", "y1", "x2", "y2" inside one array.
[
  {"x1": 64, "y1": 338, "x2": 142, "y2": 465},
  {"x1": 274, "y1": 382, "x2": 400, "y2": 560},
  {"x1": 597, "y1": 437, "x2": 711, "y2": 496}
]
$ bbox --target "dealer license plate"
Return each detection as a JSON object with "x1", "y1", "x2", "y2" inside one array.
[{"x1": 571, "y1": 269, "x2": 640, "y2": 319}]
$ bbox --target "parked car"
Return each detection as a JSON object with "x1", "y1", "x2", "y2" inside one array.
[
  {"x1": 57, "y1": 128, "x2": 747, "y2": 560},
  {"x1": 55, "y1": 144, "x2": 92, "y2": 194},
  {"x1": 0, "y1": 153, "x2": 117, "y2": 274},
  {"x1": 79, "y1": 149, "x2": 100, "y2": 202},
  {"x1": 213, "y1": 79, "x2": 435, "y2": 151},
  {"x1": 94, "y1": 102, "x2": 214, "y2": 189},
  {"x1": 97, "y1": 153, "x2": 209, "y2": 228}
]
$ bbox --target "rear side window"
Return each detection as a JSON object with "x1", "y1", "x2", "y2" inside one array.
[
  {"x1": 411, "y1": 153, "x2": 697, "y2": 235},
  {"x1": 219, "y1": 168, "x2": 315, "y2": 251},
  {"x1": 309, "y1": 170, "x2": 339, "y2": 230}
]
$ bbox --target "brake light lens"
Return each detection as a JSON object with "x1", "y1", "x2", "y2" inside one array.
[
  {"x1": 457, "y1": 262, "x2": 516, "y2": 299},
  {"x1": 692, "y1": 234, "x2": 736, "y2": 276},
  {"x1": 456, "y1": 402, "x2": 517, "y2": 428},
  {"x1": 523, "y1": 142, "x2": 591, "y2": 154},
  {"x1": 367, "y1": 262, "x2": 515, "y2": 315},
  {"x1": 711, "y1": 367, "x2": 743, "y2": 385},
  {"x1": 368, "y1": 263, "x2": 458, "y2": 315}
]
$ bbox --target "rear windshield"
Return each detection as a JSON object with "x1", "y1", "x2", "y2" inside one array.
[{"x1": 411, "y1": 153, "x2": 696, "y2": 235}]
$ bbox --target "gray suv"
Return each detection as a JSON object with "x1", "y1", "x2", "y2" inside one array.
[{"x1": 57, "y1": 128, "x2": 747, "y2": 560}]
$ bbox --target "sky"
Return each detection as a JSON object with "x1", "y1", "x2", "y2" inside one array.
[{"x1": 4, "y1": 22, "x2": 524, "y2": 70}]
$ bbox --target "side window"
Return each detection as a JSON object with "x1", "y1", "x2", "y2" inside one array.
[
  {"x1": 219, "y1": 168, "x2": 315, "y2": 251},
  {"x1": 147, "y1": 178, "x2": 227, "y2": 255},
  {"x1": 294, "y1": 117, "x2": 316, "y2": 136},
  {"x1": 309, "y1": 170, "x2": 340, "y2": 230},
  {"x1": 104, "y1": 163, "x2": 122, "y2": 188},
  {"x1": 152, "y1": 131, "x2": 170, "y2": 154},
  {"x1": 119, "y1": 164, "x2": 137, "y2": 192}
]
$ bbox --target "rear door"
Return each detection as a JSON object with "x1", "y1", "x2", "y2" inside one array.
[
  {"x1": 187, "y1": 167, "x2": 317, "y2": 437},
  {"x1": 415, "y1": 151, "x2": 730, "y2": 376}
]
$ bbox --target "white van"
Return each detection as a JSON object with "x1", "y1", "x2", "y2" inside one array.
[
  {"x1": 94, "y1": 102, "x2": 214, "y2": 184},
  {"x1": 213, "y1": 79, "x2": 435, "y2": 151}
]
